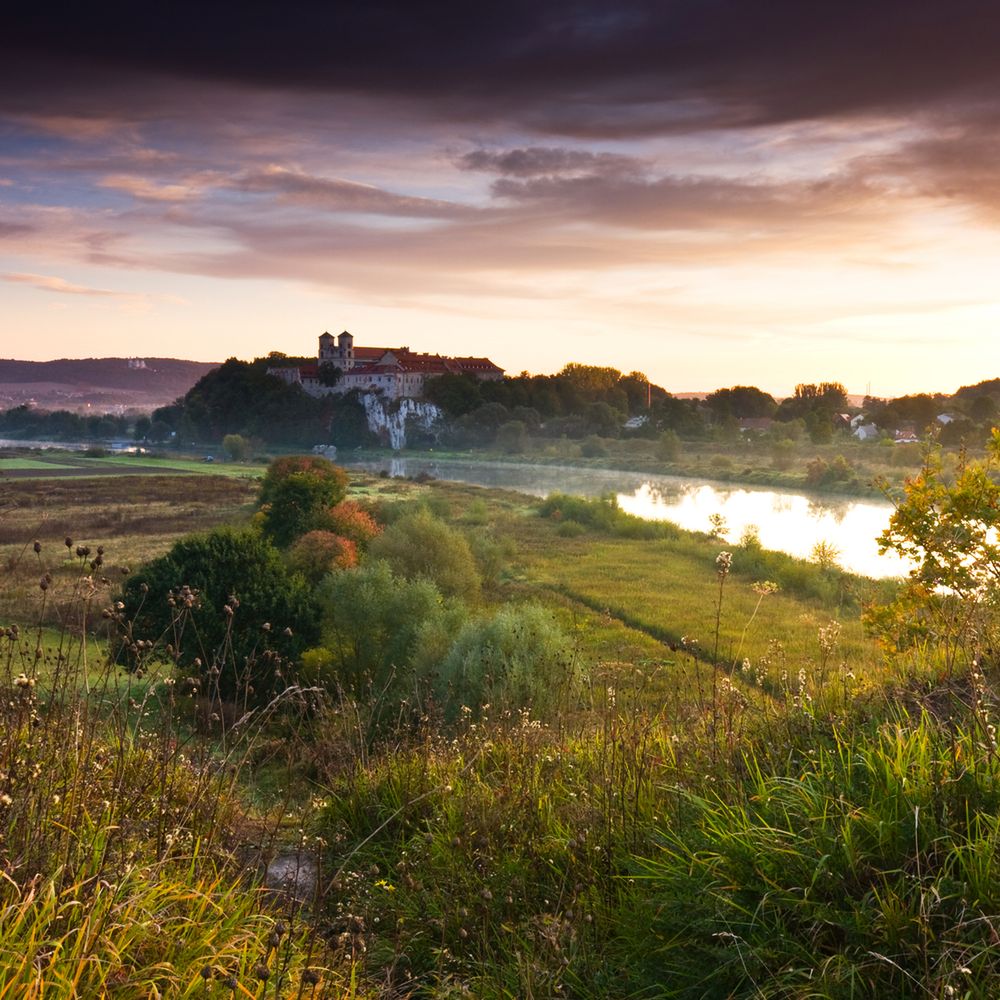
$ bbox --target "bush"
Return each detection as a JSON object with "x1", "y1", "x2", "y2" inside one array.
[
  {"x1": 119, "y1": 527, "x2": 319, "y2": 703},
  {"x1": 368, "y1": 508, "x2": 481, "y2": 599},
  {"x1": 656, "y1": 429, "x2": 681, "y2": 462},
  {"x1": 325, "y1": 499, "x2": 381, "y2": 547},
  {"x1": 287, "y1": 530, "x2": 358, "y2": 583},
  {"x1": 257, "y1": 455, "x2": 348, "y2": 547},
  {"x1": 496, "y1": 419, "x2": 528, "y2": 454},
  {"x1": 538, "y1": 493, "x2": 678, "y2": 540},
  {"x1": 309, "y1": 562, "x2": 465, "y2": 701},
  {"x1": 581, "y1": 434, "x2": 608, "y2": 457},
  {"x1": 434, "y1": 604, "x2": 576, "y2": 721}
]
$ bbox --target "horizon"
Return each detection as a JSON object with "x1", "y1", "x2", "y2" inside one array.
[
  {"x1": 4, "y1": 3, "x2": 1000, "y2": 397},
  {"x1": 3, "y1": 351, "x2": 990, "y2": 404}
]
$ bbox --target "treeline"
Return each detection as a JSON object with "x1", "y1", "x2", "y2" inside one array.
[
  {"x1": 424, "y1": 372, "x2": 852, "y2": 449},
  {"x1": 0, "y1": 406, "x2": 133, "y2": 441},
  {"x1": 5, "y1": 356, "x2": 1000, "y2": 453},
  {"x1": 150, "y1": 357, "x2": 374, "y2": 448}
]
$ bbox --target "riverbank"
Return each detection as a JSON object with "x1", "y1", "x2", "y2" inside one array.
[{"x1": 346, "y1": 444, "x2": 902, "y2": 500}]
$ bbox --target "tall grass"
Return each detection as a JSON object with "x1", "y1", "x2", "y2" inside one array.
[{"x1": 0, "y1": 536, "x2": 351, "y2": 998}]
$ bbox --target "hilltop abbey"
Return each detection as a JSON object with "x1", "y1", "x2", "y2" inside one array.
[{"x1": 270, "y1": 330, "x2": 503, "y2": 401}]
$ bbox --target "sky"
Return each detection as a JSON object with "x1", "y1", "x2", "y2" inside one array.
[{"x1": 3, "y1": 1, "x2": 1000, "y2": 397}]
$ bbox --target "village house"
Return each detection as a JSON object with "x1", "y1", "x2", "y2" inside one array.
[{"x1": 269, "y1": 331, "x2": 504, "y2": 401}]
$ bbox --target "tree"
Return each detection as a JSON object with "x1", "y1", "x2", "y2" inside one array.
[
  {"x1": 368, "y1": 508, "x2": 481, "y2": 599},
  {"x1": 118, "y1": 527, "x2": 319, "y2": 703},
  {"x1": 657, "y1": 429, "x2": 681, "y2": 462},
  {"x1": 257, "y1": 456, "x2": 349, "y2": 547},
  {"x1": 865, "y1": 434, "x2": 1000, "y2": 670},
  {"x1": 422, "y1": 372, "x2": 483, "y2": 416},
  {"x1": 434, "y1": 604, "x2": 576, "y2": 720},
  {"x1": 308, "y1": 561, "x2": 465, "y2": 699},
  {"x1": 317, "y1": 362, "x2": 343, "y2": 387},
  {"x1": 705, "y1": 386, "x2": 777, "y2": 420},
  {"x1": 497, "y1": 420, "x2": 528, "y2": 453},
  {"x1": 222, "y1": 433, "x2": 250, "y2": 461},
  {"x1": 287, "y1": 530, "x2": 358, "y2": 583}
]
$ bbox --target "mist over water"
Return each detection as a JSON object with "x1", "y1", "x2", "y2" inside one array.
[{"x1": 345, "y1": 457, "x2": 908, "y2": 579}]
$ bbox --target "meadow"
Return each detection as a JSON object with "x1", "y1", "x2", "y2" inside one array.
[{"x1": 1, "y1": 459, "x2": 997, "y2": 998}]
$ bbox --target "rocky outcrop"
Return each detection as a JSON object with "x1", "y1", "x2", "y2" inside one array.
[{"x1": 361, "y1": 393, "x2": 442, "y2": 449}]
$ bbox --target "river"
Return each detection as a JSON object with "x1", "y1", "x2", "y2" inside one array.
[{"x1": 344, "y1": 456, "x2": 907, "y2": 580}]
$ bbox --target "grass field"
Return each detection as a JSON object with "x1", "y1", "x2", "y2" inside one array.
[
  {"x1": 6, "y1": 463, "x2": 1000, "y2": 997},
  {"x1": 1, "y1": 448, "x2": 267, "y2": 479}
]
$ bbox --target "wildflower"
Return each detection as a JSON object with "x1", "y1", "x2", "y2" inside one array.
[
  {"x1": 751, "y1": 580, "x2": 779, "y2": 596},
  {"x1": 0, "y1": 794, "x2": 12, "y2": 807},
  {"x1": 715, "y1": 551, "x2": 732, "y2": 578}
]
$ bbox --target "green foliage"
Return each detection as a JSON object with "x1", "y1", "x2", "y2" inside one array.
[
  {"x1": 496, "y1": 419, "x2": 528, "y2": 453},
  {"x1": 435, "y1": 604, "x2": 576, "y2": 719},
  {"x1": 805, "y1": 453, "x2": 854, "y2": 487},
  {"x1": 119, "y1": 526, "x2": 318, "y2": 702},
  {"x1": 422, "y1": 372, "x2": 484, "y2": 416},
  {"x1": 539, "y1": 492, "x2": 679, "y2": 540},
  {"x1": 368, "y1": 507, "x2": 481, "y2": 598},
  {"x1": 645, "y1": 716, "x2": 1000, "y2": 997},
  {"x1": 311, "y1": 561, "x2": 464, "y2": 699},
  {"x1": 221, "y1": 432, "x2": 250, "y2": 461},
  {"x1": 257, "y1": 455, "x2": 348, "y2": 547},
  {"x1": 581, "y1": 434, "x2": 609, "y2": 457},
  {"x1": 159, "y1": 357, "x2": 330, "y2": 445},
  {"x1": 656, "y1": 428, "x2": 681, "y2": 462},
  {"x1": 705, "y1": 385, "x2": 777, "y2": 419},
  {"x1": 867, "y1": 436, "x2": 1000, "y2": 663},
  {"x1": 465, "y1": 526, "x2": 515, "y2": 589}
]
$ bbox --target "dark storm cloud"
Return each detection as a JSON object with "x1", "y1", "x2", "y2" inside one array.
[{"x1": 4, "y1": 2, "x2": 1000, "y2": 135}]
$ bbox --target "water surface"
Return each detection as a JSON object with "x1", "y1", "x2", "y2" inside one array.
[{"x1": 345, "y1": 456, "x2": 907, "y2": 579}]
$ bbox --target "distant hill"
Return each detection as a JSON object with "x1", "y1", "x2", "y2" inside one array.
[{"x1": 0, "y1": 357, "x2": 220, "y2": 412}]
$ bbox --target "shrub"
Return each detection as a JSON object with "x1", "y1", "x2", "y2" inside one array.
[
  {"x1": 310, "y1": 561, "x2": 465, "y2": 700},
  {"x1": 434, "y1": 604, "x2": 576, "y2": 720},
  {"x1": 257, "y1": 455, "x2": 348, "y2": 547},
  {"x1": 496, "y1": 419, "x2": 528, "y2": 454},
  {"x1": 222, "y1": 433, "x2": 250, "y2": 461},
  {"x1": 656, "y1": 429, "x2": 681, "y2": 462},
  {"x1": 580, "y1": 434, "x2": 608, "y2": 457},
  {"x1": 287, "y1": 530, "x2": 358, "y2": 583},
  {"x1": 325, "y1": 499, "x2": 381, "y2": 547},
  {"x1": 368, "y1": 507, "x2": 481, "y2": 599},
  {"x1": 119, "y1": 526, "x2": 318, "y2": 703},
  {"x1": 538, "y1": 493, "x2": 678, "y2": 540},
  {"x1": 465, "y1": 527, "x2": 515, "y2": 589}
]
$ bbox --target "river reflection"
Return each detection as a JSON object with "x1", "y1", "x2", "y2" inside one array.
[{"x1": 345, "y1": 457, "x2": 909, "y2": 580}]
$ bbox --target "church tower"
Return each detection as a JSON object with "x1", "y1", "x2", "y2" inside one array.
[
  {"x1": 338, "y1": 330, "x2": 355, "y2": 370},
  {"x1": 318, "y1": 331, "x2": 336, "y2": 363}
]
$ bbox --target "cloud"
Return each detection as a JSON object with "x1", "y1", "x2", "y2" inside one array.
[
  {"x1": 230, "y1": 165, "x2": 473, "y2": 217},
  {"x1": 4, "y1": 271, "x2": 127, "y2": 297},
  {"x1": 98, "y1": 173, "x2": 213, "y2": 202},
  {"x1": 459, "y1": 146, "x2": 639, "y2": 177},
  {"x1": 0, "y1": 220, "x2": 33, "y2": 238},
  {"x1": 4, "y1": 2, "x2": 1000, "y2": 138}
]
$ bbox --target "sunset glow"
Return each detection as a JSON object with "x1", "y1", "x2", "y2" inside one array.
[{"x1": 3, "y1": 3, "x2": 1000, "y2": 396}]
